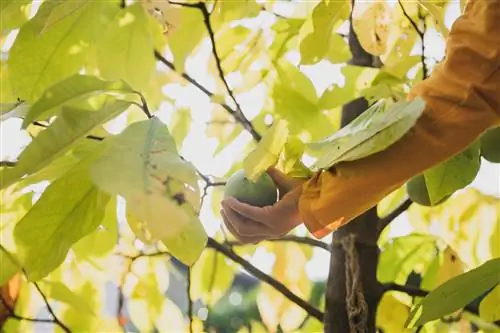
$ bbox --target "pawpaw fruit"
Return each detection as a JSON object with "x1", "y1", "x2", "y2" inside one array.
[
  {"x1": 406, "y1": 175, "x2": 450, "y2": 207},
  {"x1": 480, "y1": 126, "x2": 500, "y2": 163},
  {"x1": 224, "y1": 170, "x2": 278, "y2": 207}
]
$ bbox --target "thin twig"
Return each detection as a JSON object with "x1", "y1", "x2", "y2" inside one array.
[
  {"x1": 134, "y1": 91, "x2": 153, "y2": 119},
  {"x1": 377, "y1": 198, "x2": 412, "y2": 236},
  {"x1": 206, "y1": 237, "x2": 324, "y2": 321},
  {"x1": 33, "y1": 282, "x2": 71, "y2": 333},
  {"x1": 187, "y1": 267, "x2": 193, "y2": 333},
  {"x1": 418, "y1": 7, "x2": 428, "y2": 79},
  {"x1": 31, "y1": 121, "x2": 105, "y2": 141},
  {"x1": 225, "y1": 235, "x2": 330, "y2": 252},
  {"x1": 1, "y1": 295, "x2": 55, "y2": 324}
]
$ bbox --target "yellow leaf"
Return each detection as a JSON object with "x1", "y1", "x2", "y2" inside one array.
[
  {"x1": 352, "y1": 0, "x2": 391, "y2": 56},
  {"x1": 417, "y1": 0, "x2": 449, "y2": 38},
  {"x1": 436, "y1": 246, "x2": 466, "y2": 286},
  {"x1": 244, "y1": 120, "x2": 289, "y2": 182},
  {"x1": 377, "y1": 292, "x2": 411, "y2": 333},
  {"x1": 479, "y1": 284, "x2": 500, "y2": 322}
]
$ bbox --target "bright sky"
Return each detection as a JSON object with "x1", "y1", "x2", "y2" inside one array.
[{"x1": 1, "y1": 1, "x2": 499, "y2": 282}]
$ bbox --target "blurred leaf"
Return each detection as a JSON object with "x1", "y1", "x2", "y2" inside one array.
[
  {"x1": 0, "y1": 101, "x2": 29, "y2": 121},
  {"x1": 41, "y1": 280, "x2": 95, "y2": 317},
  {"x1": 377, "y1": 292, "x2": 411, "y2": 333},
  {"x1": 298, "y1": 0, "x2": 350, "y2": 65},
  {"x1": 435, "y1": 246, "x2": 466, "y2": 287},
  {"x1": 96, "y1": 3, "x2": 156, "y2": 90},
  {"x1": 378, "y1": 234, "x2": 437, "y2": 285},
  {"x1": 244, "y1": 119, "x2": 288, "y2": 182},
  {"x1": 14, "y1": 149, "x2": 111, "y2": 281},
  {"x1": 417, "y1": 1, "x2": 449, "y2": 38},
  {"x1": 424, "y1": 142, "x2": 481, "y2": 205},
  {"x1": 407, "y1": 258, "x2": 500, "y2": 328},
  {"x1": 90, "y1": 117, "x2": 206, "y2": 265},
  {"x1": 128, "y1": 299, "x2": 156, "y2": 332},
  {"x1": 352, "y1": 0, "x2": 391, "y2": 56},
  {"x1": 8, "y1": 0, "x2": 119, "y2": 101},
  {"x1": 0, "y1": 0, "x2": 30, "y2": 32},
  {"x1": 192, "y1": 250, "x2": 235, "y2": 306},
  {"x1": 307, "y1": 97, "x2": 426, "y2": 170},
  {"x1": 39, "y1": 1, "x2": 90, "y2": 34},
  {"x1": 377, "y1": 186, "x2": 407, "y2": 219},
  {"x1": 170, "y1": 107, "x2": 192, "y2": 150},
  {"x1": 479, "y1": 284, "x2": 500, "y2": 322},
  {"x1": 0, "y1": 246, "x2": 20, "y2": 285},
  {"x1": 0, "y1": 98, "x2": 132, "y2": 190},
  {"x1": 326, "y1": 33, "x2": 352, "y2": 64},
  {"x1": 154, "y1": 299, "x2": 187, "y2": 332},
  {"x1": 21, "y1": 74, "x2": 133, "y2": 127}
]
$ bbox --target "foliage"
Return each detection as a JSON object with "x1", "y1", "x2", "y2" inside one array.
[{"x1": 1, "y1": 0, "x2": 499, "y2": 332}]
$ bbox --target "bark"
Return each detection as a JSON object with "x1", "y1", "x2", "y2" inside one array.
[{"x1": 323, "y1": 3, "x2": 384, "y2": 332}]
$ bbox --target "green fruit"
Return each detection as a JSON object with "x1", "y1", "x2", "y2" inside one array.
[
  {"x1": 406, "y1": 175, "x2": 450, "y2": 207},
  {"x1": 224, "y1": 170, "x2": 278, "y2": 207},
  {"x1": 480, "y1": 126, "x2": 500, "y2": 163}
]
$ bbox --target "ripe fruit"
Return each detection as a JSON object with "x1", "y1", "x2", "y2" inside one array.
[
  {"x1": 406, "y1": 174, "x2": 450, "y2": 207},
  {"x1": 223, "y1": 169, "x2": 278, "y2": 207},
  {"x1": 480, "y1": 126, "x2": 500, "y2": 163}
]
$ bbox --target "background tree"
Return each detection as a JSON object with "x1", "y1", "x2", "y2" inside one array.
[{"x1": 1, "y1": 0, "x2": 499, "y2": 333}]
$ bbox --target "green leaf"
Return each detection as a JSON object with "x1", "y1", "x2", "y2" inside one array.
[
  {"x1": 378, "y1": 234, "x2": 437, "y2": 285},
  {"x1": 407, "y1": 258, "x2": 500, "y2": 328},
  {"x1": 41, "y1": 280, "x2": 96, "y2": 317},
  {"x1": 377, "y1": 186, "x2": 407, "y2": 219},
  {"x1": 165, "y1": 5, "x2": 206, "y2": 72},
  {"x1": 8, "y1": 0, "x2": 119, "y2": 101},
  {"x1": 424, "y1": 142, "x2": 481, "y2": 205},
  {"x1": 39, "y1": 1, "x2": 89, "y2": 34},
  {"x1": 90, "y1": 117, "x2": 206, "y2": 265},
  {"x1": 0, "y1": 246, "x2": 20, "y2": 285},
  {"x1": 22, "y1": 74, "x2": 133, "y2": 127},
  {"x1": 14, "y1": 150, "x2": 111, "y2": 281},
  {"x1": 479, "y1": 284, "x2": 500, "y2": 322},
  {"x1": 244, "y1": 119, "x2": 289, "y2": 182},
  {"x1": 0, "y1": 98, "x2": 132, "y2": 190},
  {"x1": 72, "y1": 198, "x2": 118, "y2": 259},
  {"x1": 0, "y1": 101, "x2": 29, "y2": 121},
  {"x1": 96, "y1": 3, "x2": 156, "y2": 90},
  {"x1": 298, "y1": 0, "x2": 350, "y2": 64},
  {"x1": 0, "y1": 0, "x2": 30, "y2": 32},
  {"x1": 192, "y1": 250, "x2": 235, "y2": 306},
  {"x1": 307, "y1": 97, "x2": 426, "y2": 170},
  {"x1": 170, "y1": 107, "x2": 192, "y2": 150},
  {"x1": 417, "y1": 0, "x2": 449, "y2": 38}
]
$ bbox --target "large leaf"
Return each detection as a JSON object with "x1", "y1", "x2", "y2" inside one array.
[
  {"x1": 352, "y1": 0, "x2": 391, "y2": 56},
  {"x1": 244, "y1": 119, "x2": 289, "y2": 182},
  {"x1": 424, "y1": 142, "x2": 481, "y2": 205},
  {"x1": 21, "y1": 74, "x2": 133, "y2": 127},
  {"x1": 0, "y1": 98, "x2": 133, "y2": 189},
  {"x1": 8, "y1": 0, "x2": 119, "y2": 101},
  {"x1": 14, "y1": 150, "x2": 111, "y2": 281},
  {"x1": 41, "y1": 280, "x2": 96, "y2": 317},
  {"x1": 0, "y1": 246, "x2": 20, "y2": 286},
  {"x1": 0, "y1": 101, "x2": 30, "y2": 121},
  {"x1": 307, "y1": 97, "x2": 426, "y2": 170},
  {"x1": 96, "y1": 3, "x2": 156, "y2": 90},
  {"x1": 90, "y1": 117, "x2": 206, "y2": 265},
  {"x1": 298, "y1": 0, "x2": 350, "y2": 65},
  {"x1": 406, "y1": 258, "x2": 500, "y2": 327},
  {"x1": 0, "y1": 0, "x2": 31, "y2": 32}
]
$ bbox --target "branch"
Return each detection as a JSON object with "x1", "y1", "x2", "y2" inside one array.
[
  {"x1": 1, "y1": 294, "x2": 55, "y2": 324},
  {"x1": 206, "y1": 237, "x2": 324, "y2": 322},
  {"x1": 31, "y1": 121, "x2": 105, "y2": 141},
  {"x1": 226, "y1": 235, "x2": 330, "y2": 252},
  {"x1": 0, "y1": 161, "x2": 16, "y2": 167},
  {"x1": 32, "y1": 282, "x2": 71, "y2": 333},
  {"x1": 377, "y1": 198, "x2": 412, "y2": 236},
  {"x1": 187, "y1": 267, "x2": 193, "y2": 333},
  {"x1": 397, "y1": 0, "x2": 427, "y2": 79}
]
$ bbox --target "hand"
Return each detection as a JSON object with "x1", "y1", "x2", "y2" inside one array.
[{"x1": 220, "y1": 167, "x2": 308, "y2": 244}]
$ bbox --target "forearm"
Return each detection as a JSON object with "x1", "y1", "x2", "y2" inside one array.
[{"x1": 299, "y1": 0, "x2": 500, "y2": 238}]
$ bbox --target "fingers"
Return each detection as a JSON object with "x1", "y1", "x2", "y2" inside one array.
[
  {"x1": 222, "y1": 197, "x2": 271, "y2": 223},
  {"x1": 267, "y1": 167, "x2": 307, "y2": 194},
  {"x1": 220, "y1": 209, "x2": 271, "y2": 244}
]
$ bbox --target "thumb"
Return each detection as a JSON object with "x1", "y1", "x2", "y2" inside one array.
[{"x1": 266, "y1": 167, "x2": 305, "y2": 194}]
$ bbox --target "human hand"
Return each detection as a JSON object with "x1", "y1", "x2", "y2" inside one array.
[{"x1": 220, "y1": 168, "x2": 308, "y2": 244}]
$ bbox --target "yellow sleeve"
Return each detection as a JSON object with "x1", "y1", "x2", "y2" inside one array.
[{"x1": 299, "y1": 0, "x2": 500, "y2": 238}]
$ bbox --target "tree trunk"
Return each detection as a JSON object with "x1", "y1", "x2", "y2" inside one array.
[{"x1": 323, "y1": 3, "x2": 384, "y2": 332}]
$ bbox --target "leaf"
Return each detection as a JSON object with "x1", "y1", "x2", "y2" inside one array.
[
  {"x1": 8, "y1": 0, "x2": 119, "y2": 101},
  {"x1": 0, "y1": 246, "x2": 20, "y2": 286},
  {"x1": 191, "y1": 250, "x2": 235, "y2": 306},
  {"x1": 298, "y1": 0, "x2": 350, "y2": 65},
  {"x1": 377, "y1": 186, "x2": 407, "y2": 219},
  {"x1": 170, "y1": 107, "x2": 192, "y2": 150},
  {"x1": 307, "y1": 97, "x2": 426, "y2": 170},
  {"x1": 165, "y1": 5, "x2": 206, "y2": 72},
  {"x1": 407, "y1": 258, "x2": 500, "y2": 328},
  {"x1": 377, "y1": 293, "x2": 411, "y2": 333},
  {"x1": 14, "y1": 150, "x2": 111, "y2": 281},
  {"x1": 479, "y1": 284, "x2": 500, "y2": 322},
  {"x1": 0, "y1": 98, "x2": 132, "y2": 190},
  {"x1": 90, "y1": 117, "x2": 206, "y2": 265},
  {"x1": 352, "y1": 0, "x2": 391, "y2": 56},
  {"x1": 96, "y1": 3, "x2": 156, "y2": 90},
  {"x1": 39, "y1": 1, "x2": 90, "y2": 34},
  {"x1": 41, "y1": 280, "x2": 95, "y2": 317},
  {"x1": 378, "y1": 234, "x2": 437, "y2": 285},
  {"x1": 0, "y1": 101, "x2": 30, "y2": 121},
  {"x1": 244, "y1": 119, "x2": 289, "y2": 182},
  {"x1": 0, "y1": 0, "x2": 30, "y2": 32},
  {"x1": 22, "y1": 74, "x2": 133, "y2": 127},
  {"x1": 417, "y1": 1, "x2": 449, "y2": 38},
  {"x1": 424, "y1": 142, "x2": 481, "y2": 205}
]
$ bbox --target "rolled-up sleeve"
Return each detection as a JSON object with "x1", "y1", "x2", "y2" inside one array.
[{"x1": 299, "y1": 0, "x2": 500, "y2": 238}]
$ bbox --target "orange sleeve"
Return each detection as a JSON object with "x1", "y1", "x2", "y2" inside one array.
[{"x1": 299, "y1": 0, "x2": 500, "y2": 239}]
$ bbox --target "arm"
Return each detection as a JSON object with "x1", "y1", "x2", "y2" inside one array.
[{"x1": 299, "y1": 0, "x2": 500, "y2": 238}]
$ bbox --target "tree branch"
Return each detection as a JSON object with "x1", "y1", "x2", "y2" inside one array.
[
  {"x1": 226, "y1": 235, "x2": 330, "y2": 252},
  {"x1": 0, "y1": 161, "x2": 16, "y2": 167},
  {"x1": 377, "y1": 198, "x2": 413, "y2": 236},
  {"x1": 187, "y1": 267, "x2": 193, "y2": 333},
  {"x1": 1, "y1": 294, "x2": 55, "y2": 324},
  {"x1": 32, "y1": 282, "x2": 71, "y2": 333},
  {"x1": 206, "y1": 237, "x2": 324, "y2": 322}
]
